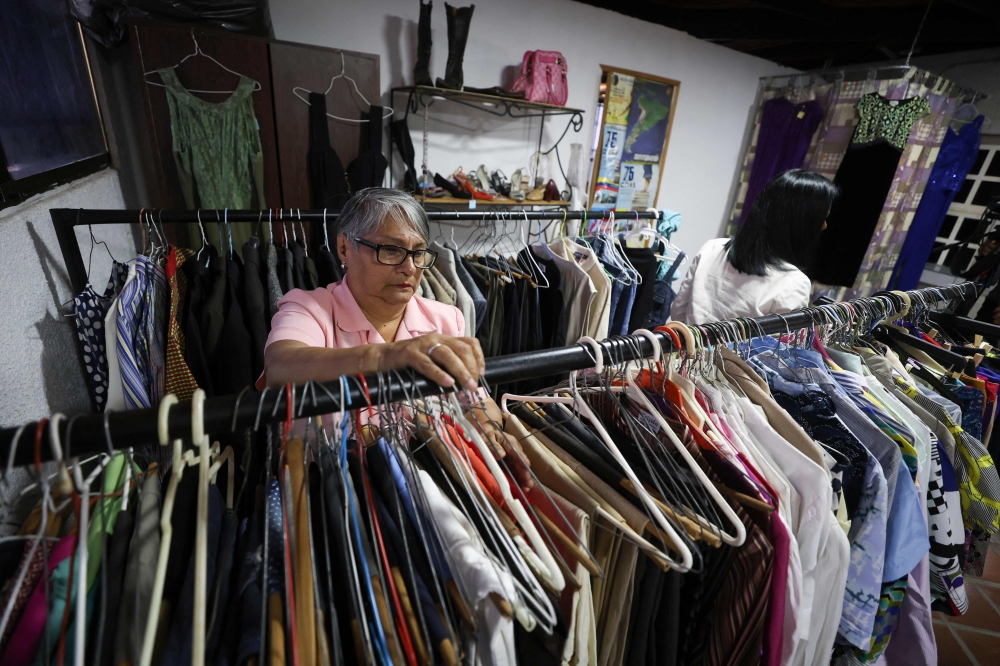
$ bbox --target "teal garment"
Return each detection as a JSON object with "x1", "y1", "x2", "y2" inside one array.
[
  {"x1": 159, "y1": 67, "x2": 266, "y2": 251},
  {"x1": 32, "y1": 556, "x2": 96, "y2": 666}
]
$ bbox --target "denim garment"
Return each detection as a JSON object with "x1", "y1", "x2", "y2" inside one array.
[{"x1": 587, "y1": 236, "x2": 636, "y2": 336}]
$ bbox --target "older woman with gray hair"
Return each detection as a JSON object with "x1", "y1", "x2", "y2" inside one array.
[{"x1": 261, "y1": 187, "x2": 530, "y2": 485}]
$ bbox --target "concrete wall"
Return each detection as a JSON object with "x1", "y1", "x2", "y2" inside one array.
[
  {"x1": 0, "y1": 169, "x2": 138, "y2": 428},
  {"x1": 269, "y1": 0, "x2": 792, "y2": 253}
]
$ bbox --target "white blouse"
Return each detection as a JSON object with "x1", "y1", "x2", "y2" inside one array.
[{"x1": 671, "y1": 238, "x2": 811, "y2": 324}]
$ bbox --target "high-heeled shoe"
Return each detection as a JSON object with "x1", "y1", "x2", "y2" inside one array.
[
  {"x1": 490, "y1": 169, "x2": 511, "y2": 197},
  {"x1": 476, "y1": 165, "x2": 498, "y2": 196},
  {"x1": 454, "y1": 167, "x2": 494, "y2": 200},
  {"x1": 434, "y1": 173, "x2": 472, "y2": 199},
  {"x1": 543, "y1": 179, "x2": 561, "y2": 202},
  {"x1": 509, "y1": 169, "x2": 524, "y2": 201}
]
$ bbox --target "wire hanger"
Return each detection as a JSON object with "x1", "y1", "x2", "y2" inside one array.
[
  {"x1": 292, "y1": 50, "x2": 393, "y2": 123},
  {"x1": 143, "y1": 29, "x2": 261, "y2": 94}
]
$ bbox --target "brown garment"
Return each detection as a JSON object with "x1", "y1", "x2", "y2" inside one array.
[
  {"x1": 719, "y1": 347, "x2": 827, "y2": 469},
  {"x1": 287, "y1": 438, "x2": 317, "y2": 666},
  {"x1": 268, "y1": 592, "x2": 286, "y2": 666},
  {"x1": 511, "y1": 413, "x2": 646, "y2": 666},
  {"x1": 165, "y1": 246, "x2": 200, "y2": 400}
]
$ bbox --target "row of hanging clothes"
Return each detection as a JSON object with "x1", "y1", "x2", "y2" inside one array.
[
  {"x1": 441, "y1": 211, "x2": 685, "y2": 374},
  {"x1": 11, "y1": 283, "x2": 1000, "y2": 666},
  {"x1": 71, "y1": 208, "x2": 685, "y2": 411}
]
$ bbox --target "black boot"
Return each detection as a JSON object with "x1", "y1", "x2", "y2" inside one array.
[
  {"x1": 413, "y1": 1, "x2": 433, "y2": 86},
  {"x1": 435, "y1": 3, "x2": 474, "y2": 90},
  {"x1": 390, "y1": 118, "x2": 418, "y2": 191}
]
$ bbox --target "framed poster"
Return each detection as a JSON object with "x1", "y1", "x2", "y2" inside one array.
[{"x1": 589, "y1": 66, "x2": 679, "y2": 212}]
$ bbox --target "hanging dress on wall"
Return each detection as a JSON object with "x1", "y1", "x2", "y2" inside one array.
[
  {"x1": 890, "y1": 115, "x2": 985, "y2": 290},
  {"x1": 810, "y1": 93, "x2": 930, "y2": 287},
  {"x1": 737, "y1": 97, "x2": 824, "y2": 227},
  {"x1": 160, "y1": 67, "x2": 266, "y2": 252}
]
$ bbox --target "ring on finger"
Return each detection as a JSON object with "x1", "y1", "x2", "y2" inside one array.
[{"x1": 427, "y1": 342, "x2": 444, "y2": 357}]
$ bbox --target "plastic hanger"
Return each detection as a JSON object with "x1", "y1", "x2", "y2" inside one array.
[
  {"x1": 143, "y1": 30, "x2": 261, "y2": 94},
  {"x1": 292, "y1": 50, "x2": 393, "y2": 123},
  {"x1": 501, "y1": 338, "x2": 694, "y2": 572},
  {"x1": 622, "y1": 330, "x2": 747, "y2": 546},
  {"x1": 443, "y1": 392, "x2": 567, "y2": 593},
  {"x1": 140, "y1": 394, "x2": 192, "y2": 666},
  {"x1": 70, "y1": 417, "x2": 113, "y2": 666},
  {"x1": 191, "y1": 389, "x2": 212, "y2": 666}
]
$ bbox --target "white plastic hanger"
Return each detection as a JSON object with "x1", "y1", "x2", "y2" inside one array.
[
  {"x1": 191, "y1": 389, "x2": 212, "y2": 666},
  {"x1": 444, "y1": 394, "x2": 566, "y2": 593},
  {"x1": 501, "y1": 338, "x2": 694, "y2": 572},
  {"x1": 143, "y1": 30, "x2": 261, "y2": 95},
  {"x1": 292, "y1": 50, "x2": 393, "y2": 123},
  {"x1": 140, "y1": 395, "x2": 192, "y2": 666},
  {"x1": 71, "y1": 416, "x2": 113, "y2": 666},
  {"x1": 619, "y1": 330, "x2": 746, "y2": 546}
]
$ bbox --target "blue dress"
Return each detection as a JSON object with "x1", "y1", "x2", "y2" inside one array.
[{"x1": 890, "y1": 115, "x2": 984, "y2": 290}]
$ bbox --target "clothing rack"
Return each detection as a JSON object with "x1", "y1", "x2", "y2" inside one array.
[
  {"x1": 0, "y1": 281, "x2": 977, "y2": 469},
  {"x1": 51, "y1": 207, "x2": 661, "y2": 295}
]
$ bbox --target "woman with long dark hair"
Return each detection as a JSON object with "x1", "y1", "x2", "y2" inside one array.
[{"x1": 672, "y1": 169, "x2": 838, "y2": 324}]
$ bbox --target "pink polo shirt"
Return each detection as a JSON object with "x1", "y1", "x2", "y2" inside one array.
[{"x1": 256, "y1": 275, "x2": 466, "y2": 389}]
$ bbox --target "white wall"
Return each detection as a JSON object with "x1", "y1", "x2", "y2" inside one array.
[
  {"x1": 269, "y1": 0, "x2": 792, "y2": 253},
  {"x1": 0, "y1": 169, "x2": 138, "y2": 428}
]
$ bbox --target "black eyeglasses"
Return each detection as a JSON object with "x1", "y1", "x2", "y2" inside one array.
[{"x1": 354, "y1": 238, "x2": 438, "y2": 268}]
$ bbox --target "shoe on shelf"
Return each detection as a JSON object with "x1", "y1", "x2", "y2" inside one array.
[
  {"x1": 474, "y1": 165, "x2": 497, "y2": 195},
  {"x1": 509, "y1": 168, "x2": 525, "y2": 201},
  {"x1": 454, "y1": 167, "x2": 494, "y2": 200},
  {"x1": 424, "y1": 185, "x2": 447, "y2": 198},
  {"x1": 434, "y1": 172, "x2": 472, "y2": 199},
  {"x1": 413, "y1": 1, "x2": 434, "y2": 86},
  {"x1": 436, "y1": 3, "x2": 475, "y2": 90},
  {"x1": 526, "y1": 185, "x2": 545, "y2": 201},
  {"x1": 490, "y1": 169, "x2": 510, "y2": 197},
  {"x1": 543, "y1": 179, "x2": 561, "y2": 202}
]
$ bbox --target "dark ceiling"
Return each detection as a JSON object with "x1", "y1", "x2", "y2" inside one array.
[{"x1": 574, "y1": 0, "x2": 1000, "y2": 69}]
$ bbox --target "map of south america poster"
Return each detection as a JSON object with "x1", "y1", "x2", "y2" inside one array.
[
  {"x1": 589, "y1": 67, "x2": 678, "y2": 212},
  {"x1": 622, "y1": 79, "x2": 673, "y2": 164}
]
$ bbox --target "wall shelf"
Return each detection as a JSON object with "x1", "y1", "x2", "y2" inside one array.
[{"x1": 392, "y1": 85, "x2": 584, "y2": 120}]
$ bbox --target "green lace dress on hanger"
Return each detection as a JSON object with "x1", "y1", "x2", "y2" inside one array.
[
  {"x1": 809, "y1": 92, "x2": 930, "y2": 287},
  {"x1": 160, "y1": 67, "x2": 266, "y2": 251}
]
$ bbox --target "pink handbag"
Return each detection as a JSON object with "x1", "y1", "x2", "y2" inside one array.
[{"x1": 510, "y1": 51, "x2": 568, "y2": 106}]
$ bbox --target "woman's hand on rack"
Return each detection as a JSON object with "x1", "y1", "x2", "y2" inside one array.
[{"x1": 376, "y1": 334, "x2": 486, "y2": 390}]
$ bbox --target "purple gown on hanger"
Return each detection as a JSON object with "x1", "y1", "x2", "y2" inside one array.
[{"x1": 738, "y1": 97, "x2": 824, "y2": 226}]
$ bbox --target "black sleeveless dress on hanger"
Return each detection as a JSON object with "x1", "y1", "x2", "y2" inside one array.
[
  {"x1": 307, "y1": 91, "x2": 351, "y2": 210},
  {"x1": 809, "y1": 93, "x2": 930, "y2": 287}
]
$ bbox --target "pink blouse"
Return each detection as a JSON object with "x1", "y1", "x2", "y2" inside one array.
[{"x1": 256, "y1": 274, "x2": 466, "y2": 389}]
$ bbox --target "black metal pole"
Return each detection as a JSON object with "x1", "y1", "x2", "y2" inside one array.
[
  {"x1": 51, "y1": 207, "x2": 662, "y2": 301},
  {"x1": 0, "y1": 282, "x2": 976, "y2": 468},
  {"x1": 49, "y1": 208, "x2": 660, "y2": 225}
]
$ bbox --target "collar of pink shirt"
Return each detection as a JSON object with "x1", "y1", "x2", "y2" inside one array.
[{"x1": 333, "y1": 274, "x2": 438, "y2": 342}]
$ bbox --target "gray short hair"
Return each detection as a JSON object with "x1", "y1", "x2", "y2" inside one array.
[{"x1": 337, "y1": 187, "x2": 430, "y2": 246}]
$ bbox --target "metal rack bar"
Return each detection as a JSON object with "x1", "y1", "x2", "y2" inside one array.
[
  {"x1": 51, "y1": 207, "x2": 658, "y2": 295},
  {"x1": 0, "y1": 282, "x2": 976, "y2": 469}
]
